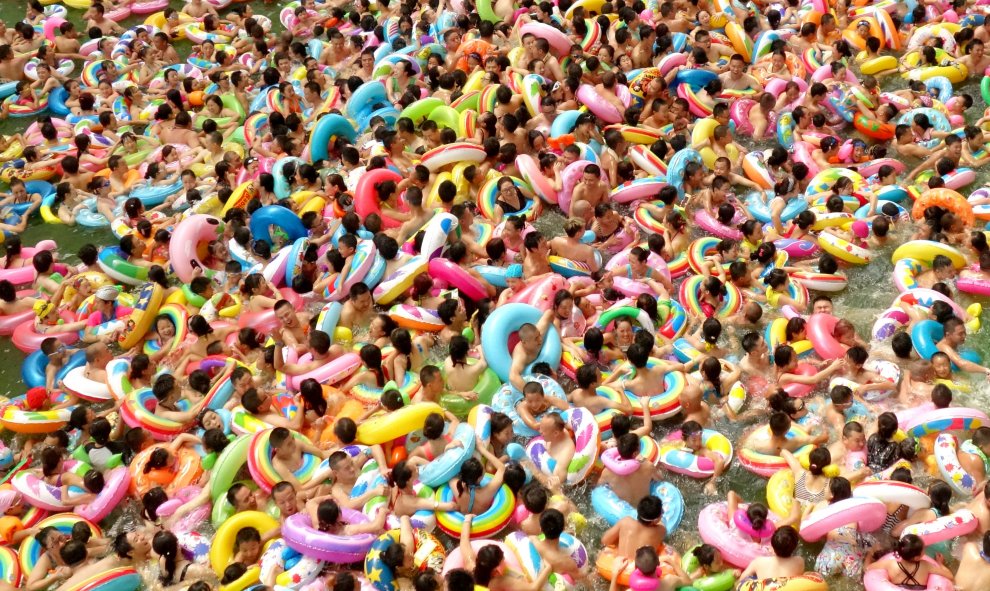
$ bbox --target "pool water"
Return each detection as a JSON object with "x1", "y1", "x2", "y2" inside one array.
[{"x1": 2, "y1": 2, "x2": 990, "y2": 590}]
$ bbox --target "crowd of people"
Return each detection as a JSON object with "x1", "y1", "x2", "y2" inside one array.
[{"x1": 6, "y1": 0, "x2": 990, "y2": 591}]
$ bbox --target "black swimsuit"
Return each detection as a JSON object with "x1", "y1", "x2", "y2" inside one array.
[
  {"x1": 895, "y1": 560, "x2": 927, "y2": 590},
  {"x1": 496, "y1": 197, "x2": 522, "y2": 214}
]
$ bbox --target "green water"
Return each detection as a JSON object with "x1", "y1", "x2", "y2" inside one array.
[{"x1": 4, "y1": 1, "x2": 990, "y2": 590}]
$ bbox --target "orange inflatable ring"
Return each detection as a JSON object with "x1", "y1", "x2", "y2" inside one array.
[
  {"x1": 841, "y1": 17, "x2": 883, "y2": 51},
  {"x1": 911, "y1": 188, "x2": 974, "y2": 227},
  {"x1": 129, "y1": 444, "x2": 204, "y2": 497},
  {"x1": 455, "y1": 40, "x2": 493, "y2": 72},
  {"x1": 853, "y1": 114, "x2": 894, "y2": 141}
]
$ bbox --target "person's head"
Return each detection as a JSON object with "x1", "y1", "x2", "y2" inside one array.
[
  {"x1": 877, "y1": 411, "x2": 898, "y2": 440},
  {"x1": 272, "y1": 481, "x2": 297, "y2": 517},
  {"x1": 807, "y1": 446, "x2": 831, "y2": 476},
  {"x1": 897, "y1": 534, "x2": 926, "y2": 561},
  {"x1": 60, "y1": 540, "x2": 87, "y2": 567},
  {"x1": 767, "y1": 526, "x2": 798, "y2": 557},
  {"x1": 828, "y1": 476, "x2": 852, "y2": 502},
  {"x1": 769, "y1": 411, "x2": 791, "y2": 437},
  {"x1": 621, "y1": 489, "x2": 660, "y2": 526},
  {"x1": 538, "y1": 508, "x2": 565, "y2": 540}
]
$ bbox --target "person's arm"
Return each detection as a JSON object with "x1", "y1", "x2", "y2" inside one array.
[
  {"x1": 937, "y1": 341, "x2": 990, "y2": 375},
  {"x1": 156, "y1": 396, "x2": 209, "y2": 422},
  {"x1": 906, "y1": 151, "x2": 941, "y2": 180},
  {"x1": 609, "y1": 557, "x2": 629, "y2": 591},
  {"x1": 780, "y1": 449, "x2": 805, "y2": 474},
  {"x1": 632, "y1": 395, "x2": 654, "y2": 436},
  {"x1": 551, "y1": 443, "x2": 575, "y2": 485},
  {"x1": 703, "y1": 452, "x2": 725, "y2": 494},
  {"x1": 891, "y1": 508, "x2": 934, "y2": 537},
  {"x1": 737, "y1": 559, "x2": 759, "y2": 582},
  {"x1": 458, "y1": 513, "x2": 478, "y2": 571}
]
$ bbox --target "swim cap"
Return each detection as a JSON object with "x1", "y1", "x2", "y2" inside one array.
[
  {"x1": 25, "y1": 386, "x2": 47, "y2": 410},
  {"x1": 506, "y1": 264, "x2": 523, "y2": 279},
  {"x1": 851, "y1": 220, "x2": 869, "y2": 239},
  {"x1": 96, "y1": 285, "x2": 119, "y2": 301},
  {"x1": 33, "y1": 300, "x2": 54, "y2": 319}
]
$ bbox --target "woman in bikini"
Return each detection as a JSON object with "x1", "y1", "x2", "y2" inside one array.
[
  {"x1": 866, "y1": 534, "x2": 953, "y2": 590},
  {"x1": 153, "y1": 531, "x2": 210, "y2": 588},
  {"x1": 450, "y1": 448, "x2": 507, "y2": 515},
  {"x1": 779, "y1": 447, "x2": 830, "y2": 528},
  {"x1": 386, "y1": 461, "x2": 458, "y2": 518}
]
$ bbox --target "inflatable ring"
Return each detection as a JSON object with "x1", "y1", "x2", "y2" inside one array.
[
  {"x1": 738, "y1": 425, "x2": 813, "y2": 477},
  {"x1": 0, "y1": 389, "x2": 71, "y2": 434},
  {"x1": 891, "y1": 240, "x2": 967, "y2": 268},
  {"x1": 209, "y1": 510, "x2": 278, "y2": 575},
  {"x1": 678, "y1": 274, "x2": 742, "y2": 319},
  {"x1": 590, "y1": 480, "x2": 684, "y2": 532},
  {"x1": 659, "y1": 429, "x2": 733, "y2": 478},
  {"x1": 481, "y1": 303, "x2": 562, "y2": 382},
  {"x1": 129, "y1": 444, "x2": 203, "y2": 497},
  {"x1": 697, "y1": 502, "x2": 777, "y2": 569},
  {"x1": 355, "y1": 402, "x2": 444, "y2": 445},
  {"x1": 524, "y1": 407, "x2": 600, "y2": 485},
  {"x1": 364, "y1": 529, "x2": 446, "y2": 591},
  {"x1": 817, "y1": 232, "x2": 872, "y2": 265},
  {"x1": 912, "y1": 188, "x2": 974, "y2": 227},
  {"x1": 806, "y1": 314, "x2": 847, "y2": 360},
  {"x1": 434, "y1": 475, "x2": 515, "y2": 538}
]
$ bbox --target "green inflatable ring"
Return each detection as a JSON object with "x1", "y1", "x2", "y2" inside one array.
[
  {"x1": 428, "y1": 105, "x2": 460, "y2": 131},
  {"x1": 478, "y1": 0, "x2": 500, "y2": 23},
  {"x1": 209, "y1": 433, "x2": 251, "y2": 501},
  {"x1": 211, "y1": 479, "x2": 281, "y2": 527},
  {"x1": 679, "y1": 547, "x2": 737, "y2": 591},
  {"x1": 441, "y1": 367, "x2": 500, "y2": 418},
  {"x1": 220, "y1": 93, "x2": 246, "y2": 122},
  {"x1": 399, "y1": 97, "x2": 444, "y2": 124},
  {"x1": 181, "y1": 283, "x2": 207, "y2": 308}
]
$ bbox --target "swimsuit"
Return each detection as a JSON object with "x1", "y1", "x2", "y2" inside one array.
[
  {"x1": 961, "y1": 440, "x2": 990, "y2": 476},
  {"x1": 794, "y1": 472, "x2": 826, "y2": 505},
  {"x1": 495, "y1": 197, "x2": 522, "y2": 214},
  {"x1": 881, "y1": 504, "x2": 908, "y2": 534},
  {"x1": 895, "y1": 560, "x2": 927, "y2": 590}
]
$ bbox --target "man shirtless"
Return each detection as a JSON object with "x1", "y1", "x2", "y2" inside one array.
[
  {"x1": 955, "y1": 531, "x2": 990, "y2": 591},
  {"x1": 52, "y1": 22, "x2": 83, "y2": 58},
  {"x1": 718, "y1": 54, "x2": 763, "y2": 92},
  {"x1": 959, "y1": 40, "x2": 990, "y2": 80},
  {"x1": 338, "y1": 282, "x2": 374, "y2": 332},
  {"x1": 522, "y1": 231, "x2": 552, "y2": 278},
  {"x1": 159, "y1": 111, "x2": 201, "y2": 148},
  {"x1": 437, "y1": 297, "x2": 469, "y2": 346},
  {"x1": 273, "y1": 299, "x2": 312, "y2": 351},
  {"x1": 0, "y1": 45, "x2": 28, "y2": 82},
  {"x1": 536, "y1": 414, "x2": 575, "y2": 489},
  {"x1": 597, "y1": 433, "x2": 665, "y2": 506},
  {"x1": 548, "y1": 218, "x2": 600, "y2": 271},
  {"x1": 737, "y1": 527, "x2": 805, "y2": 581},
  {"x1": 508, "y1": 309, "x2": 555, "y2": 391},
  {"x1": 531, "y1": 510, "x2": 587, "y2": 579},
  {"x1": 604, "y1": 341, "x2": 692, "y2": 400},
  {"x1": 600, "y1": 495, "x2": 666, "y2": 558},
  {"x1": 84, "y1": 4, "x2": 124, "y2": 36},
  {"x1": 270, "y1": 427, "x2": 329, "y2": 491},
  {"x1": 569, "y1": 163, "x2": 609, "y2": 221},
  {"x1": 325, "y1": 450, "x2": 386, "y2": 510},
  {"x1": 83, "y1": 342, "x2": 113, "y2": 384},
  {"x1": 182, "y1": 0, "x2": 219, "y2": 19},
  {"x1": 936, "y1": 317, "x2": 990, "y2": 378},
  {"x1": 516, "y1": 381, "x2": 569, "y2": 432},
  {"x1": 959, "y1": 428, "x2": 990, "y2": 487}
]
